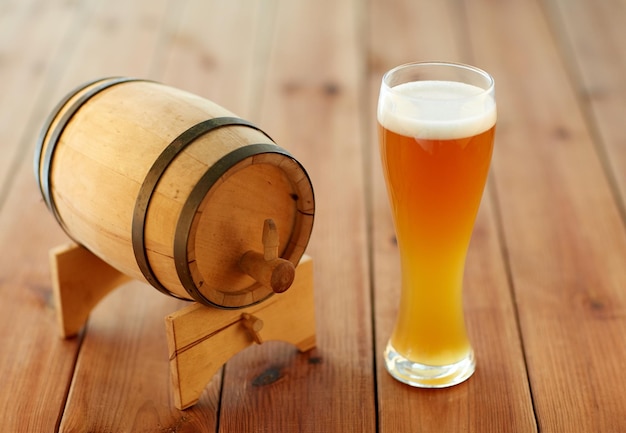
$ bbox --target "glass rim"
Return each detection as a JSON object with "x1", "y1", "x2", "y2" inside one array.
[{"x1": 381, "y1": 61, "x2": 495, "y2": 101}]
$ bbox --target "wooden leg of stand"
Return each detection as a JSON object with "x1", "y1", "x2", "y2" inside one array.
[
  {"x1": 50, "y1": 243, "x2": 131, "y2": 338},
  {"x1": 165, "y1": 255, "x2": 316, "y2": 410}
]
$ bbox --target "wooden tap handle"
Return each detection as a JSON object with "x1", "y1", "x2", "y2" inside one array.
[
  {"x1": 239, "y1": 251, "x2": 295, "y2": 293},
  {"x1": 241, "y1": 313, "x2": 264, "y2": 344},
  {"x1": 239, "y1": 218, "x2": 296, "y2": 293}
]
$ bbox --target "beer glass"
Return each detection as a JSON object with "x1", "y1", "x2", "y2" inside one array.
[{"x1": 378, "y1": 62, "x2": 496, "y2": 387}]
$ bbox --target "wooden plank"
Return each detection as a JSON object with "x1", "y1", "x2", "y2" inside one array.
[
  {"x1": 0, "y1": 1, "x2": 100, "y2": 430},
  {"x1": 543, "y1": 0, "x2": 626, "y2": 214},
  {"x1": 0, "y1": 0, "x2": 83, "y2": 197},
  {"x1": 466, "y1": 0, "x2": 626, "y2": 431},
  {"x1": 157, "y1": 0, "x2": 273, "y2": 119},
  {"x1": 215, "y1": 0, "x2": 377, "y2": 431},
  {"x1": 0, "y1": 164, "x2": 78, "y2": 431},
  {"x1": 38, "y1": 0, "x2": 168, "y2": 93},
  {"x1": 368, "y1": 0, "x2": 537, "y2": 432},
  {"x1": 0, "y1": 0, "x2": 28, "y2": 191},
  {"x1": 59, "y1": 282, "x2": 217, "y2": 432}
]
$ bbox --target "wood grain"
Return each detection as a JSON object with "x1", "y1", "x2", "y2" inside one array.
[
  {"x1": 1, "y1": 0, "x2": 625, "y2": 431},
  {"x1": 545, "y1": 0, "x2": 626, "y2": 211},
  {"x1": 468, "y1": 0, "x2": 626, "y2": 431},
  {"x1": 58, "y1": 282, "x2": 217, "y2": 433},
  {"x1": 0, "y1": 164, "x2": 77, "y2": 432},
  {"x1": 0, "y1": 0, "x2": 75, "y2": 192},
  {"x1": 0, "y1": 1, "x2": 90, "y2": 431}
]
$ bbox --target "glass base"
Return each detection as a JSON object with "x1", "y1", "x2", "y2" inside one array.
[{"x1": 384, "y1": 341, "x2": 475, "y2": 388}]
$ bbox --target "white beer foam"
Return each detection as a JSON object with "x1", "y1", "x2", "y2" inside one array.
[{"x1": 377, "y1": 81, "x2": 496, "y2": 140}]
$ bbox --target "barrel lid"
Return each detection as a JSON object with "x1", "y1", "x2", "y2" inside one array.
[{"x1": 175, "y1": 144, "x2": 314, "y2": 308}]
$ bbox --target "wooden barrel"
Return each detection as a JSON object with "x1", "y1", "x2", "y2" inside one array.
[{"x1": 34, "y1": 77, "x2": 315, "y2": 309}]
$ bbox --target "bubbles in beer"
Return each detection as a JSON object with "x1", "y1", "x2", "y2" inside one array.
[{"x1": 377, "y1": 81, "x2": 496, "y2": 140}]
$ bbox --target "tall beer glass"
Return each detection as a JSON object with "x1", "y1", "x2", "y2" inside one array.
[{"x1": 378, "y1": 62, "x2": 496, "y2": 387}]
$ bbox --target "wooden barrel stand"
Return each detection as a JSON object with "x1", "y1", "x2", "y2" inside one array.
[{"x1": 50, "y1": 242, "x2": 316, "y2": 410}]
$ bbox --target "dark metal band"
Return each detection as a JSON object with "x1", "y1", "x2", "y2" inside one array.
[
  {"x1": 131, "y1": 117, "x2": 274, "y2": 299},
  {"x1": 35, "y1": 77, "x2": 102, "y2": 193},
  {"x1": 34, "y1": 77, "x2": 141, "y2": 237},
  {"x1": 173, "y1": 143, "x2": 296, "y2": 308}
]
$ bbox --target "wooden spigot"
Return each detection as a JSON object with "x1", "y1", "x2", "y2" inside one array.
[
  {"x1": 239, "y1": 219, "x2": 296, "y2": 293},
  {"x1": 241, "y1": 313, "x2": 264, "y2": 344}
]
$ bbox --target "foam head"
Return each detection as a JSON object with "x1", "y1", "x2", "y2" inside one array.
[{"x1": 377, "y1": 80, "x2": 497, "y2": 140}]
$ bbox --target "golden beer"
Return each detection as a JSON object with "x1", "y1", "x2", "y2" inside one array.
[{"x1": 378, "y1": 63, "x2": 496, "y2": 387}]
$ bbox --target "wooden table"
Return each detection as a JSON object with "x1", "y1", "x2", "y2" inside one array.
[{"x1": 1, "y1": 0, "x2": 625, "y2": 431}]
